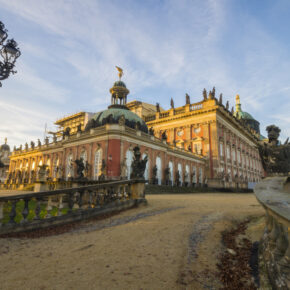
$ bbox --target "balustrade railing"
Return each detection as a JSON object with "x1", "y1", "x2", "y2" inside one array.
[{"x1": 0, "y1": 179, "x2": 144, "y2": 234}]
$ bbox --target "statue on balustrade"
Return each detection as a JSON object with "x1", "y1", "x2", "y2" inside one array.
[
  {"x1": 164, "y1": 166, "x2": 171, "y2": 185},
  {"x1": 259, "y1": 125, "x2": 290, "y2": 174},
  {"x1": 161, "y1": 131, "x2": 167, "y2": 141},
  {"x1": 175, "y1": 170, "x2": 180, "y2": 186},
  {"x1": 156, "y1": 103, "x2": 160, "y2": 113},
  {"x1": 186, "y1": 93, "x2": 190, "y2": 105},
  {"x1": 152, "y1": 165, "x2": 158, "y2": 184},
  {"x1": 203, "y1": 88, "x2": 207, "y2": 100},
  {"x1": 149, "y1": 127, "x2": 154, "y2": 136},
  {"x1": 170, "y1": 98, "x2": 174, "y2": 109},
  {"x1": 37, "y1": 139, "x2": 41, "y2": 147},
  {"x1": 130, "y1": 146, "x2": 148, "y2": 179},
  {"x1": 75, "y1": 158, "x2": 85, "y2": 179},
  {"x1": 30, "y1": 141, "x2": 35, "y2": 149},
  {"x1": 63, "y1": 127, "x2": 71, "y2": 139},
  {"x1": 77, "y1": 124, "x2": 82, "y2": 133}
]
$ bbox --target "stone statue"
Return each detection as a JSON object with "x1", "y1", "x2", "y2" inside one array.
[
  {"x1": 149, "y1": 127, "x2": 154, "y2": 136},
  {"x1": 84, "y1": 161, "x2": 90, "y2": 178},
  {"x1": 152, "y1": 165, "x2": 158, "y2": 184},
  {"x1": 203, "y1": 88, "x2": 207, "y2": 100},
  {"x1": 75, "y1": 158, "x2": 85, "y2": 179},
  {"x1": 259, "y1": 125, "x2": 290, "y2": 174},
  {"x1": 38, "y1": 164, "x2": 48, "y2": 182},
  {"x1": 219, "y1": 93, "x2": 223, "y2": 105},
  {"x1": 25, "y1": 143, "x2": 28, "y2": 150},
  {"x1": 130, "y1": 146, "x2": 148, "y2": 179},
  {"x1": 184, "y1": 171, "x2": 189, "y2": 186},
  {"x1": 30, "y1": 141, "x2": 35, "y2": 149},
  {"x1": 99, "y1": 159, "x2": 106, "y2": 180},
  {"x1": 63, "y1": 127, "x2": 71, "y2": 139},
  {"x1": 120, "y1": 157, "x2": 128, "y2": 179},
  {"x1": 161, "y1": 131, "x2": 167, "y2": 141},
  {"x1": 19, "y1": 144, "x2": 22, "y2": 151},
  {"x1": 170, "y1": 98, "x2": 174, "y2": 109},
  {"x1": 212, "y1": 86, "x2": 216, "y2": 98},
  {"x1": 156, "y1": 103, "x2": 160, "y2": 113},
  {"x1": 188, "y1": 145, "x2": 192, "y2": 152},
  {"x1": 53, "y1": 134, "x2": 57, "y2": 143},
  {"x1": 77, "y1": 124, "x2": 82, "y2": 133},
  {"x1": 164, "y1": 166, "x2": 171, "y2": 185},
  {"x1": 226, "y1": 101, "x2": 229, "y2": 110},
  {"x1": 37, "y1": 139, "x2": 41, "y2": 147},
  {"x1": 45, "y1": 136, "x2": 49, "y2": 145},
  {"x1": 208, "y1": 91, "x2": 213, "y2": 100},
  {"x1": 175, "y1": 170, "x2": 180, "y2": 186},
  {"x1": 186, "y1": 93, "x2": 190, "y2": 105},
  {"x1": 231, "y1": 106, "x2": 234, "y2": 114}
]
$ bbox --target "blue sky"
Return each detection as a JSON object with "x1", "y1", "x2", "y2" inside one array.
[{"x1": 0, "y1": 0, "x2": 290, "y2": 147}]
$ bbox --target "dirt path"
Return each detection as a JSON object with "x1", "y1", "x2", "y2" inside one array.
[{"x1": 0, "y1": 193, "x2": 265, "y2": 290}]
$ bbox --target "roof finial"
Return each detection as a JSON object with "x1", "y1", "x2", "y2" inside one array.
[
  {"x1": 235, "y1": 94, "x2": 241, "y2": 112},
  {"x1": 115, "y1": 66, "x2": 123, "y2": 80}
]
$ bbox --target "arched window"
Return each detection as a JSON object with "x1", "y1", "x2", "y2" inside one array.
[
  {"x1": 66, "y1": 153, "x2": 74, "y2": 180},
  {"x1": 126, "y1": 149, "x2": 133, "y2": 179},
  {"x1": 94, "y1": 148, "x2": 103, "y2": 180},
  {"x1": 168, "y1": 161, "x2": 174, "y2": 186},
  {"x1": 142, "y1": 153, "x2": 149, "y2": 181},
  {"x1": 156, "y1": 156, "x2": 162, "y2": 185},
  {"x1": 178, "y1": 163, "x2": 183, "y2": 185}
]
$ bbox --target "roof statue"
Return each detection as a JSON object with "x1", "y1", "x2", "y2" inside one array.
[
  {"x1": 185, "y1": 93, "x2": 190, "y2": 105},
  {"x1": 170, "y1": 98, "x2": 174, "y2": 109},
  {"x1": 115, "y1": 66, "x2": 123, "y2": 80}
]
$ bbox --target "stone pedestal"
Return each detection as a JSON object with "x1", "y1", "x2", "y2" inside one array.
[
  {"x1": 34, "y1": 181, "x2": 49, "y2": 192},
  {"x1": 130, "y1": 181, "x2": 146, "y2": 199}
]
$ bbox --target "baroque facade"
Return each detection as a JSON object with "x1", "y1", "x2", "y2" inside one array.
[
  {"x1": 129, "y1": 90, "x2": 264, "y2": 189},
  {"x1": 7, "y1": 76, "x2": 205, "y2": 188}
]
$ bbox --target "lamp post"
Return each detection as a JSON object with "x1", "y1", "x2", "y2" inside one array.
[{"x1": 0, "y1": 21, "x2": 21, "y2": 87}]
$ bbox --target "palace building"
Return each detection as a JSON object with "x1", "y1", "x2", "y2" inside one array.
[
  {"x1": 6, "y1": 73, "x2": 205, "y2": 189},
  {"x1": 127, "y1": 90, "x2": 264, "y2": 189}
]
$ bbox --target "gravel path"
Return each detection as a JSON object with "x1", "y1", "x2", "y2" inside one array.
[{"x1": 0, "y1": 193, "x2": 264, "y2": 290}]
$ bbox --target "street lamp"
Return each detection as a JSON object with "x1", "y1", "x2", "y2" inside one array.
[{"x1": 0, "y1": 21, "x2": 21, "y2": 87}]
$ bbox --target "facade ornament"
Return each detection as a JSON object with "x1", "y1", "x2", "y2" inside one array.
[
  {"x1": 231, "y1": 106, "x2": 234, "y2": 114},
  {"x1": 212, "y1": 87, "x2": 216, "y2": 98},
  {"x1": 170, "y1": 98, "x2": 174, "y2": 109},
  {"x1": 99, "y1": 159, "x2": 106, "y2": 181},
  {"x1": 130, "y1": 146, "x2": 148, "y2": 179},
  {"x1": 208, "y1": 91, "x2": 213, "y2": 100},
  {"x1": 37, "y1": 139, "x2": 41, "y2": 147},
  {"x1": 188, "y1": 144, "x2": 192, "y2": 152},
  {"x1": 161, "y1": 130, "x2": 167, "y2": 141},
  {"x1": 202, "y1": 88, "x2": 207, "y2": 100},
  {"x1": 25, "y1": 143, "x2": 28, "y2": 150},
  {"x1": 185, "y1": 93, "x2": 190, "y2": 105},
  {"x1": 30, "y1": 141, "x2": 35, "y2": 149},
  {"x1": 118, "y1": 115, "x2": 125, "y2": 126},
  {"x1": 53, "y1": 134, "x2": 57, "y2": 143},
  {"x1": 45, "y1": 136, "x2": 49, "y2": 145},
  {"x1": 77, "y1": 124, "x2": 82, "y2": 133},
  {"x1": 63, "y1": 127, "x2": 71, "y2": 139}
]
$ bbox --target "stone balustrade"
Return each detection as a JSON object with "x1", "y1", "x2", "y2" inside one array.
[
  {"x1": 254, "y1": 176, "x2": 290, "y2": 289},
  {"x1": 0, "y1": 179, "x2": 146, "y2": 235}
]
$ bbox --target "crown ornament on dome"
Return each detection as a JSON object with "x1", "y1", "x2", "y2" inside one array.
[{"x1": 109, "y1": 66, "x2": 130, "y2": 108}]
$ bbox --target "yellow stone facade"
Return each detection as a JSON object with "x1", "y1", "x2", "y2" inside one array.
[{"x1": 129, "y1": 96, "x2": 263, "y2": 189}]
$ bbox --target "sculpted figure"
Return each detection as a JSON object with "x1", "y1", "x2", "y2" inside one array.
[
  {"x1": 37, "y1": 139, "x2": 41, "y2": 147},
  {"x1": 203, "y1": 88, "x2": 207, "y2": 100},
  {"x1": 156, "y1": 103, "x2": 160, "y2": 113},
  {"x1": 259, "y1": 125, "x2": 290, "y2": 174},
  {"x1": 30, "y1": 141, "x2": 35, "y2": 149},
  {"x1": 185, "y1": 93, "x2": 190, "y2": 105},
  {"x1": 164, "y1": 166, "x2": 171, "y2": 185},
  {"x1": 120, "y1": 157, "x2": 128, "y2": 179},
  {"x1": 152, "y1": 165, "x2": 158, "y2": 184},
  {"x1": 170, "y1": 98, "x2": 174, "y2": 109},
  {"x1": 175, "y1": 170, "x2": 180, "y2": 186},
  {"x1": 130, "y1": 146, "x2": 148, "y2": 179},
  {"x1": 75, "y1": 158, "x2": 85, "y2": 179}
]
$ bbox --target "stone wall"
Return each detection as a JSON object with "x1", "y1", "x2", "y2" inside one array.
[{"x1": 254, "y1": 176, "x2": 290, "y2": 289}]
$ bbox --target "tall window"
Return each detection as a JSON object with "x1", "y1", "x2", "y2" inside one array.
[
  {"x1": 126, "y1": 150, "x2": 133, "y2": 179},
  {"x1": 156, "y1": 156, "x2": 162, "y2": 185},
  {"x1": 178, "y1": 163, "x2": 183, "y2": 185},
  {"x1": 199, "y1": 167, "x2": 203, "y2": 184},
  {"x1": 232, "y1": 148, "x2": 236, "y2": 162},
  {"x1": 185, "y1": 165, "x2": 190, "y2": 184},
  {"x1": 226, "y1": 145, "x2": 230, "y2": 159},
  {"x1": 142, "y1": 153, "x2": 149, "y2": 181},
  {"x1": 168, "y1": 161, "x2": 174, "y2": 185},
  {"x1": 94, "y1": 149, "x2": 103, "y2": 180},
  {"x1": 237, "y1": 150, "x2": 241, "y2": 163},
  {"x1": 66, "y1": 153, "x2": 74, "y2": 179},
  {"x1": 220, "y1": 142, "x2": 224, "y2": 157}
]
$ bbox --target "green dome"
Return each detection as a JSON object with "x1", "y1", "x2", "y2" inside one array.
[
  {"x1": 234, "y1": 110, "x2": 254, "y2": 120},
  {"x1": 85, "y1": 107, "x2": 148, "y2": 133},
  {"x1": 113, "y1": 81, "x2": 126, "y2": 88}
]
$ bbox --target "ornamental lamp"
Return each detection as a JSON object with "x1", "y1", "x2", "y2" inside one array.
[
  {"x1": 1, "y1": 39, "x2": 20, "y2": 65},
  {"x1": 0, "y1": 22, "x2": 8, "y2": 44}
]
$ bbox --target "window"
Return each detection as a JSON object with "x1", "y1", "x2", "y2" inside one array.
[
  {"x1": 220, "y1": 142, "x2": 224, "y2": 157},
  {"x1": 156, "y1": 156, "x2": 162, "y2": 185},
  {"x1": 168, "y1": 161, "x2": 174, "y2": 185},
  {"x1": 199, "y1": 167, "x2": 203, "y2": 184},
  {"x1": 178, "y1": 163, "x2": 183, "y2": 185},
  {"x1": 142, "y1": 153, "x2": 149, "y2": 181},
  {"x1": 226, "y1": 145, "x2": 230, "y2": 159},
  {"x1": 126, "y1": 150, "x2": 133, "y2": 179},
  {"x1": 94, "y1": 149, "x2": 103, "y2": 180},
  {"x1": 192, "y1": 166, "x2": 197, "y2": 183}
]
